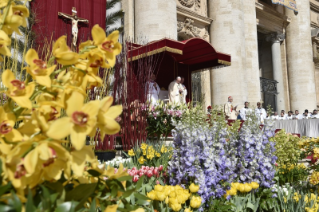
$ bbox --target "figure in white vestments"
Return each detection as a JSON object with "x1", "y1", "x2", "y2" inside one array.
[
  {"x1": 255, "y1": 102, "x2": 267, "y2": 123},
  {"x1": 145, "y1": 73, "x2": 160, "y2": 105},
  {"x1": 224, "y1": 96, "x2": 238, "y2": 120},
  {"x1": 168, "y1": 77, "x2": 183, "y2": 105},
  {"x1": 240, "y1": 102, "x2": 252, "y2": 121},
  {"x1": 181, "y1": 77, "x2": 187, "y2": 104},
  {"x1": 271, "y1": 111, "x2": 279, "y2": 120}
]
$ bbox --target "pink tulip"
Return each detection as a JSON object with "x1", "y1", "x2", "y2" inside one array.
[
  {"x1": 158, "y1": 165, "x2": 163, "y2": 171},
  {"x1": 146, "y1": 170, "x2": 153, "y2": 178},
  {"x1": 133, "y1": 175, "x2": 139, "y2": 182}
]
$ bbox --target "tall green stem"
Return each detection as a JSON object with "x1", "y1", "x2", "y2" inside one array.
[{"x1": 0, "y1": 0, "x2": 13, "y2": 30}]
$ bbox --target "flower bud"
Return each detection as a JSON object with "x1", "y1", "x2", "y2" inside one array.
[{"x1": 133, "y1": 175, "x2": 139, "y2": 182}]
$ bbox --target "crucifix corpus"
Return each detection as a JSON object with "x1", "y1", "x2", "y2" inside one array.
[{"x1": 58, "y1": 7, "x2": 89, "y2": 49}]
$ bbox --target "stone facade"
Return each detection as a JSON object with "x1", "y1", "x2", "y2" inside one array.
[{"x1": 122, "y1": 0, "x2": 319, "y2": 112}]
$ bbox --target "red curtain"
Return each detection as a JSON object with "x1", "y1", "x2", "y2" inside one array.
[{"x1": 31, "y1": 0, "x2": 106, "y2": 50}]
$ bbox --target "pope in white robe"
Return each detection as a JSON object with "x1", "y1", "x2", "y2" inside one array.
[
  {"x1": 168, "y1": 77, "x2": 183, "y2": 105},
  {"x1": 181, "y1": 77, "x2": 187, "y2": 104},
  {"x1": 224, "y1": 96, "x2": 238, "y2": 120},
  {"x1": 145, "y1": 74, "x2": 160, "y2": 105}
]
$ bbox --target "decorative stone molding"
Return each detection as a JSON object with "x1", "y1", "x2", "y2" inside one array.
[
  {"x1": 311, "y1": 28, "x2": 319, "y2": 64},
  {"x1": 176, "y1": 6, "x2": 212, "y2": 25},
  {"x1": 195, "y1": 0, "x2": 201, "y2": 12},
  {"x1": 177, "y1": 18, "x2": 201, "y2": 39},
  {"x1": 266, "y1": 32, "x2": 285, "y2": 43},
  {"x1": 178, "y1": 0, "x2": 194, "y2": 8}
]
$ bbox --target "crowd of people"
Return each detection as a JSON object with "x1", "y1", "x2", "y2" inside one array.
[{"x1": 224, "y1": 96, "x2": 319, "y2": 121}]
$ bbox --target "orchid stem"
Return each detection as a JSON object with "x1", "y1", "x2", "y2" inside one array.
[{"x1": 0, "y1": 0, "x2": 12, "y2": 30}]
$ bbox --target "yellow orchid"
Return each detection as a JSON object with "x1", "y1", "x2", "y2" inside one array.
[
  {"x1": 92, "y1": 24, "x2": 122, "y2": 67},
  {"x1": 46, "y1": 91, "x2": 100, "y2": 150},
  {"x1": 25, "y1": 49, "x2": 56, "y2": 87},
  {"x1": 52, "y1": 36, "x2": 79, "y2": 65},
  {"x1": 23, "y1": 141, "x2": 70, "y2": 182},
  {"x1": 104, "y1": 205, "x2": 118, "y2": 212},
  {"x1": 70, "y1": 146, "x2": 95, "y2": 177},
  {"x1": 2, "y1": 3, "x2": 29, "y2": 35},
  {"x1": 2, "y1": 70, "x2": 35, "y2": 109},
  {"x1": 0, "y1": 106, "x2": 22, "y2": 142},
  {"x1": 0, "y1": 30, "x2": 11, "y2": 61},
  {"x1": 104, "y1": 163, "x2": 128, "y2": 180},
  {"x1": 96, "y1": 96, "x2": 122, "y2": 138},
  {"x1": 87, "y1": 48, "x2": 111, "y2": 69}
]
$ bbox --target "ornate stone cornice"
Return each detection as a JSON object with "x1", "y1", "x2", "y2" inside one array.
[
  {"x1": 256, "y1": 1, "x2": 291, "y2": 33},
  {"x1": 177, "y1": 17, "x2": 209, "y2": 41},
  {"x1": 266, "y1": 32, "x2": 285, "y2": 43},
  {"x1": 178, "y1": 0, "x2": 195, "y2": 8},
  {"x1": 311, "y1": 1, "x2": 319, "y2": 13},
  {"x1": 176, "y1": 5, "x2": 212, "y2": 26}
]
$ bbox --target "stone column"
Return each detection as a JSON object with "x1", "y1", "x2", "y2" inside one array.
[
  {"x1": 286, "y1": 0, "x2": 317, "y2": 111},
  {"x1": 266, "y1": 33, "x2": 286, "y2": 111},
  {"x1": 134, "y1": 0, "x2": 177, "y2": 43},
  {"x1": 243, "y1": 0, "x2": 261, "y2": 106},
  {"x1": 209, "y1": 0, "x2": 247, "y2": 107},
  {"x1": 200, "y1": 70, "x2": 211, "y2": 109},
  {"x1": 122, "y1": 0, "x2": 135, "y2": 39}
]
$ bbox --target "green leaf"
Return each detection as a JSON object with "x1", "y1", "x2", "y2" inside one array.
[
  {"x1": 65, "y1": 183, "x2": 97, "y2": 202},
  {"x1": 25, "y1": 189, "x2": 36, "y2": 212},
  {"x1": 134, "y1": 192, "x2": 149, "y2": 201},
  {"x1": 8, "y1": 191, "x2": 22, "y2": 212},
  {"x1": 0, "y1": 182, "x2": 12, "y2": 197},
  {"x1": 0, "y1": 205, "x2": 13, "y2": 211},
  {"x1": 89, "y1": 198, "x2": 96, "y2": 212},
  {"x1": 55, "y1": 201, "x2": 78, "y2": 212},
  {"x1": 116, "y1": 176, "x2": 133, "y2": 182},
  {"x1": 87, "y1": 169, "x2": 102, "y2": 177},
  {"x1": 122, "y1": 188, "x2": 135, "y2": 198},
  {"x1": 40, "y1": 185, "x2": 51, "y2": 211},
  {"x1": 135, "y1": 176, "x2": 144, "y2": 190}
]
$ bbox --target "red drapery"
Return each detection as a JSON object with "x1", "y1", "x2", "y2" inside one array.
[{"x1": 31, "y1": 0, "x2": 106, "y2": 50}]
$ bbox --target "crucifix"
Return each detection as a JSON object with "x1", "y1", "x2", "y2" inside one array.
[{"x1": 58, "y1": 7, "x2": 89, "y2": 49}]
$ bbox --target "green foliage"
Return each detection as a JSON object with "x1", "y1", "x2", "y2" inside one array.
[
  {"x1": 270, "y1": 129, "x2": 301, "y2": 166},
  {"x1": 276, "y1": 164, "x2": 309, "y2": 186},
  {"x1": 205, "y1": 198, "x2": 234, "y2": 212}
]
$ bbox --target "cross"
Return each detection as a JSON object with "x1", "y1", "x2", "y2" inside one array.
[{"x1": 58, "y1": 7, "x2": 89, "y2": 49}]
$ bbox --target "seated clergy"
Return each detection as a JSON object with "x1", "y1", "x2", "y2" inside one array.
[
  {"x1": 312, "y1": 109, "x2": 319, "y2": 118},
  {"x1": 271, "y1": 111, "x2": 279, "y2": 120},
  {"x1": 145, "y1": 73, "x2": 160, "y2": 105},
  {"x1": 278, "y1": 112, "x2": 287, "y2": 120},
  {"x1": 294, "y1": 110, "x2": 303, "y2": 119},
  {"x1": 286, "y1": 111, "x2": 293, "y2": 120}
]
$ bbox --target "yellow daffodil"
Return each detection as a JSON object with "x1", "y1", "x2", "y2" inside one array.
[
  {"x1": 25, "y1": 49, "x2": 56, "y2": 87},
  {"x1": 52, "y1": 36, "x2": 79, "y2": 65},
  {"x1": 138, "y1": 156, "x2": 145, "y2": 164},
  {"x1": 96, "y1": 96, "x2": 122, "y2": 138},
  {"x1": 189, "y1": 183, "x2": 200, "y2": 193},
  {"x1": 0, "y1": 30, "x2": 11, "y2": 61},
  {"x1": 2, "y1": 70, "x2": 35, "y2": 109},
  {"x1": 0, "y1": 106, "x2": 22, "y2": 142},
  {"x1": 46, "y1": 91, "x2": 100, "y2": 150},
  {"x1": 128, "y1": 149, "x2": 135, "y2": 156},
  {"x1": 92, "y1": 25, "x2": 122, "y2": 67}
]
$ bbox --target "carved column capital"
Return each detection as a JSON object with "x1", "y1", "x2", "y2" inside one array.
[{"x1": 266, "y1": 32, "x2": 285, "y2": 43}]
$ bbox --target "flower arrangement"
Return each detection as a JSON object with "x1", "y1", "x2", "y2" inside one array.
[
  {"x1": 128, "y1": 165, "x2": 164, "y2": 182},
  {"x1": 146, "y1": 102, "x2": 184, "y2": 140},
  {"x1": 0, "y1": 1, "x2": 149, "y2": 210}
]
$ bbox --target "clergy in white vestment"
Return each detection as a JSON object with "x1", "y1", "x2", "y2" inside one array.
[
  {"x1": 286, "y1": 111, "x2": 293, "y2": 120},
  {"x1": 224, "y1": 96, "x2": 238, "y2": 120},
  {"x1": 278, "y1": 112, "x2": 287, "y2": 120},
  {"x1": 181, "y1": 77, "x2": 187, "y2": 104},
  {"x1": 294, "y1": 110, "x2": 303, "y2": 119},
  {"x1": 255, "y1": 102, "x2": 267, "y2": 122},
  {"x1": 145, "y1": 73, "x2": 160, "y2": 105},
  {"x1": 240, "y1": 101, "x2": 252, "y2": 121},
  {"x1": 168, "y1": 77, "x2": 183, "y2": 105},
  {"x1": 271, "y1": 111, "x2": 279, "y2": 120}
]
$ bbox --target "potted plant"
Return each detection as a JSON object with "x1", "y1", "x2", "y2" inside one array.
[{"x1": 94, "y1": 132, "x2": 117, "y2": 162}]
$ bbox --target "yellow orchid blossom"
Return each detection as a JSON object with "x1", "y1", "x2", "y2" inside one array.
[
  {"x1": 2, "y1": 3, "x2": 29, "y2": 35},
  {"x1": 70, "y1": 146, "x2": 95, "y2": 177},
  {"x1": 2, "y1": 70, "x2": 35, "y2": 109},
  {"x1": 104, "y1": 163, "x2": 128, "y2": 180},
  {"x1": 25, "y1": 49, "x2": 56, "y2": 88},
  {"x1": 104, "y1": 205, "x2": 118, "y2": 212},
  {"x1": 92, "y1": 24, "x2": 122, "y2": 67},
  {"x1": 23, "y1": 140, "x2": 70, "y2": 182},
  {"x1": 96, "y1": 96, "x2": 122, "y2": 138},
  {"x1": 46, "y1": 91, "x2": 100, "y2": 150},
  {"x1": 52, "y1": 36, "x2": 79, "y2": 65},
  {"x1": 0, "y1": 30, "x2": 11, "y2": 61},
  {"x1": 0, "y1": 106, "x2": 22, "y2": 142}
]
